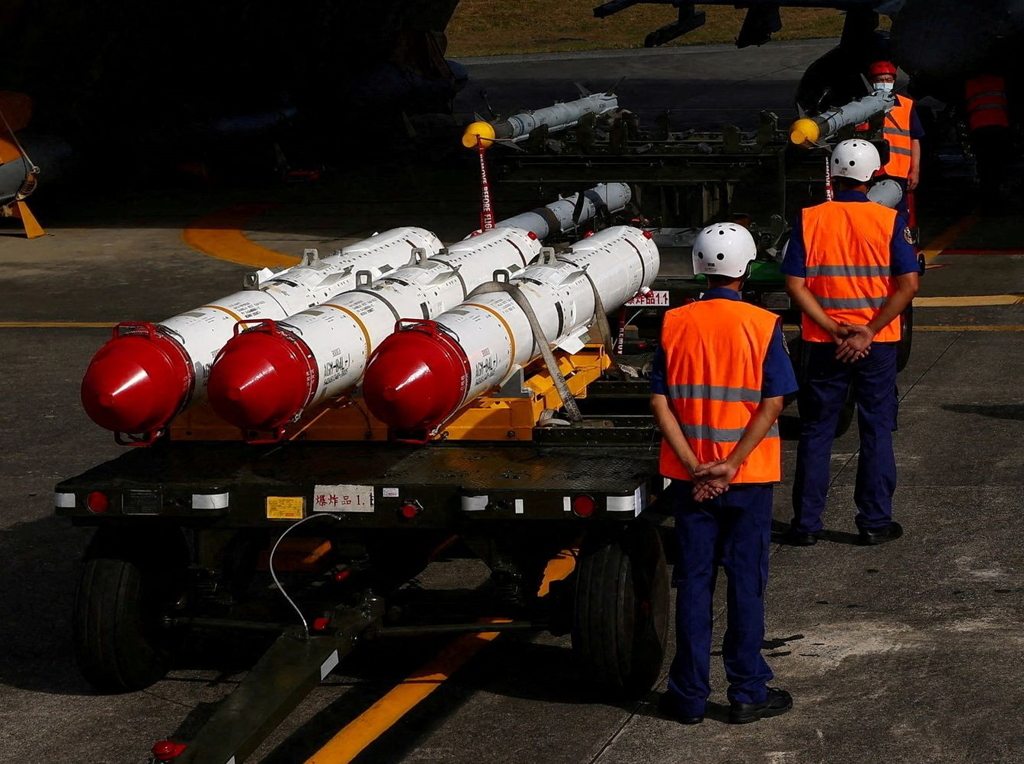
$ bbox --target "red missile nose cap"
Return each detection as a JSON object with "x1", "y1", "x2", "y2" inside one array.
[
  {"x1": 81, "y1": 330, "x2": 191, "y2": 434},
  {"x1": 207, "y1": 329, "x2": 317, "y2": 431},
  {"x1": 363, "y1": 324, "x2": 470, "y2": 432}
]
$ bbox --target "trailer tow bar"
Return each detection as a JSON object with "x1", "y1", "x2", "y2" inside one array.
[{"x1": 152, "y1": 593, "x2": 385, "y2": 764}]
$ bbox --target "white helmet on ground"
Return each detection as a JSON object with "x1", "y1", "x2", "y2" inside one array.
[
  {"x1": 692, "y1": 223, "x2": 757, "y2": 278},
  {"x1": 831, "y1": 139, "x2": 881, "y2": 182},
  {"x1": 867, "y1": 178, "x2": 904, "y2": 209}
]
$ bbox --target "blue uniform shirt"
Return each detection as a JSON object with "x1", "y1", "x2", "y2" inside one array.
[
  {"x1": 650, "y1": 287, "x2": 798, "y2": 399},
  {"x1": 781, "y1": 190, "x2": 920, "y2": 279}
]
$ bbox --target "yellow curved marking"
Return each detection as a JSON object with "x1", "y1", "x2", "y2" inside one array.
[
  {"x1": 916, "y1": 325, "x2": 1024, "y2": 332},
  {"x1": 198, "y1": 304, "x2": 245, "y2": 322},
  {"x1": 322, "y1": 303, "x2": 372, "y2": 359},
  {"x1": 181, "y1": 203, "x2": 299, "y2": 268},
  {"x1": 915, "y1": 294, "x2": 1024, "y2": 307},
  {"x1": 0, "y1": 322, "x2": 116, "y2": 328},
  {"x1": 921, "y1": 213, "x2": 979, "y2": 264},
  {"x1": 463, "y1": 301, "x2": 517, "y2": 373}
]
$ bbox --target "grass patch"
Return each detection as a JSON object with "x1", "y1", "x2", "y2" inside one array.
[{"x1": 447, "y1": 1, "x2": 848, "y2": 57}]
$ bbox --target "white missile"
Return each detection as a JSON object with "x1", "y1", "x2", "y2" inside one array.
[
  {"x1": 206, "y1": 227, "x2": 542, "y2": 436},
  {"x1": 362, "y1": 226, "x2": 660, "y2": 435},
  {"x1": 493, "y1": 183, "x2": 632, "y2": 240},
  {"x1": 789, "y1": 90, "x2": 896, "y2": 146},
  {"x1": 80, "y1": 227, "x2": 442, "y2": 440},
  {"x1": 462, "y1": 91, "x2": 619, "y2": 149}
]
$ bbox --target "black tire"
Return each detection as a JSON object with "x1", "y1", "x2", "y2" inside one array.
[
  {"x1": 571, "y1": 521, "x2": 669, "y2": 698},
  {"x1": 897, "y1": 304, "x2": 913, "y2": 372},
  {"x1": 73, "y1": 540, "x2": 185, "y2": 692}
]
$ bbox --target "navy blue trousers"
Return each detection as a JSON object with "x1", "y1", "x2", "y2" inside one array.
[
  {"x1": 667, "y1": 483, "x2": 773, "y2": 716},
  {"x1": 792, "y1": 342, "x2": 898, "y2": 534}
]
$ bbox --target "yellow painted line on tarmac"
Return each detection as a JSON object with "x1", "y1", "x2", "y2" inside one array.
[
  {"x1": 305, "y1": 621, "x2": 506, "y2": 764},
  {"x1": 305, "y1": 550, "x2": 578, "y2": 764},
  {"x1": 921, "y1": 213, "x2": 979, "y2": 264},
  {"x1": 915, "y1": 325, "x2": 1024, "y2": 333},
  {"x1": 181, "y1": 203, "x2": 300, "y2": 268},
  {"x1": 0, "y1": 321, "x2": 116, "y2": 328},
  {"x1": 915, "y1": 294, "x2": 1024, "y2": 307}
]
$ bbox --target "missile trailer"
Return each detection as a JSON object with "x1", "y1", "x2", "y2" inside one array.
[
  {"x1": 57, "y1": 220, "x2": 673, "y2": 763},
  {"x1": 57, "y1": 354, "x2": 671, "y2": 764}
]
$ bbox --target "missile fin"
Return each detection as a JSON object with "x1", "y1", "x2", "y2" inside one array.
[
  {"x1": 607, "y1": 76, "x2": 626, "y2": 95},
  {"x1": 574, "y1": 81, "x2": 592, "y2": 97},
  {"x1": 556, "y1": 331, "x2": 587, "y2": 355}
]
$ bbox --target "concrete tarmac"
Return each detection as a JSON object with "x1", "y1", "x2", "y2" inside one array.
[{"x1": 2, "y1": 39, "x2": 1023, "y2": 764}]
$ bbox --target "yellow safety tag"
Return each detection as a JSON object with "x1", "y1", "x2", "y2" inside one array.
[{"x1": 266, "y1": 496, "x2": 305, "y2": 520}]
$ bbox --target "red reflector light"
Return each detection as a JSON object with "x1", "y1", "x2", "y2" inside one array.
[
  {"x1": 399, "y1": 503, "x2": 420, "y2": 520},
  {"x1": 572, "y1": 495, "x2": 596, "y2": 517},
  {"x1": 151, "y1": 741, "x2": 187, "y2": 761},
  {"x1": 642, "y1": 230, "x2": 654, "y2": 239},
  {"x1": 312, "y1": 616, "x2": 330, "y2": 632},
  {"x1": 527, "y1": 231, "x2": 538, "y2": 240},
  {"x1": 334, "y1": 569, "x2": 351, "y2": 583},
  {"x1": 87, "y1": 491, "x2": 109, "y2": 513}
]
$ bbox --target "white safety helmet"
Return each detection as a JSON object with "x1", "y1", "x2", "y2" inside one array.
[
  {"x1": 831, "y1": 139, "x2": 881, "y2": 182},
  {"x1": 867, "y1": 178, "x2": 904, "y2": 209},
  {"x1": 692, "y1": 223, "x2": 757, "y2": 278}
]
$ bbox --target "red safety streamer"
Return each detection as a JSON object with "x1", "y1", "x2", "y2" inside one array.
[{"x1": 477, "y1": 137, "x2": 496, "y2": 231}]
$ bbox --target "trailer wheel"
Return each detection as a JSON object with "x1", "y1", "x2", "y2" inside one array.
[
  {"x1": 73, "y1": 539, "x2": 185, "y2": 692},
  {"x1": 572, "y1": 521, "x2": 669, "y2": 698}
]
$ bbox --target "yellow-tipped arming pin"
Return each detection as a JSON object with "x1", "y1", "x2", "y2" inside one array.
[
  {"x1": 789, "y1": 118, "x2": 821, "y2": 146},
  {"x1": 462, "y1": 121, "x2": 497, "y2": 149}
]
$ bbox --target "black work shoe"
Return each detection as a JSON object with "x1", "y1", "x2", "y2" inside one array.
[
  {"x1": 657, "y1": 692, "x2": 704, "y2": 725},
  {"x1": 858, "y1": 521, "x2": 904, "y2": 546},
  {"x1": 778, "y1": 527, "x2": 819, "y2": 546},
  {"x1": 729, "y1": 687, "x2": 793, "y2": 724}
]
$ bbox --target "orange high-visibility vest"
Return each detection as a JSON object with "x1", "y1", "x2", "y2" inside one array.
[
  {"x1": 965, "y1": 75, "x2": 1010, "y2": 130},
  {"x1": 659, "y1": 299, "x2": 782, "y2": 484},
  {"x1": 801, "y1": 200, "x2": 901, "y2": 343},
  {"x1": 880, "y1": 96, "x2": 915, "y2": 179}
]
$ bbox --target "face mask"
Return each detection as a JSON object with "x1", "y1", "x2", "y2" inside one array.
[{"x1": 874, "y1": 82, "x2": 895, "y2": 93}]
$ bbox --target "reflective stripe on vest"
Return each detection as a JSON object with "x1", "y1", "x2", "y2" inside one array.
[
  {"x1": 966, "y1": 75, "x2": 1010, "y2": 130},
  {"x1": 881, "y1": 97, "x2": 914, "y2": 178},
  {"x1": 658, "y1": 299, "x2": 782, "y2": 484},
  {"x1": 801, "y1": 200, "x2": 901, "y2": 343}
]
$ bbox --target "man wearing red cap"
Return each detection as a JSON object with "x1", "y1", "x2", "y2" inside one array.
[{"x1": 866, "y1": 60, "x2": 924, "y2": 220}]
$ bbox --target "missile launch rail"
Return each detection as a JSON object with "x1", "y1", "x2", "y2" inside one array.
[
  {"x1": 55, "y1": 371, "x2": 669, "y2": 764},
  {"x1": 487, "y1": 109, "x2": 839, "y2": 228}
]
